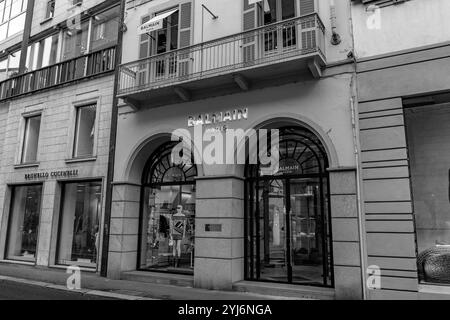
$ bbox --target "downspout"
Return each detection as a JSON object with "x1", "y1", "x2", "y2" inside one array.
[
  {"x1": 100, "y1": 0, "x2": 126, "y2": 278},
  {"x1": 348, "y1": 1, "x2": 368, "y2": 300},
  {"x1": 18, "y1": 0, "x2": 35, "y2": 74}
]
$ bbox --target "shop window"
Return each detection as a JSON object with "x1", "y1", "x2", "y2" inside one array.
[
  {"x1": 73, "y1": 104, "x2": 96, "y2": 159},
  {"x1": 21, "y1": 114, "x2": 41, "y2": 164},
  {"x1": 140, "y1": 141, "x2": 197, "y2": 274},
  {"x1": 405, "y1": 104, "x2": 450, "y2": 284},
  {"x1": 56, "y1": 181, "x2": 102, "y2": 268},
  {"x1": 5, "y1": 185, "x2": 43, "y2": 262}
]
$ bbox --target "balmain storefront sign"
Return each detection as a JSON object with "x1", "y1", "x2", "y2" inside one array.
[
  {"x1": 188, "y1": 108, "x2": 249, "y2": 130},
  {"x1": 24, "y1": 170, "x2": 79, "y2": 181}
]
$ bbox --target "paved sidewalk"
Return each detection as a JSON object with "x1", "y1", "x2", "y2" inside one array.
[{"x1": 0, "y1": 263, "x2": 295, "y2": 300}]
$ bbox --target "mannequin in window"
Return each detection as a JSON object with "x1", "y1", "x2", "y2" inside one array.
[
  {"x1": 171, "y1": 205, "x2": 186, "y2": 268},
  {"x1": 273, "y1": 207, "x2": 281, "y2": 246}
]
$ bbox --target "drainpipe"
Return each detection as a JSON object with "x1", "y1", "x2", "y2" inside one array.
[
  {"x1": 18, "y1": 0, "x2": 35, "y2": 74},
  {"x1": 348, "y1": 0, "x2": 367, "y2": 299},
  {"x1": 100, "y1": 0, "x2": 126, "y2": 278}
]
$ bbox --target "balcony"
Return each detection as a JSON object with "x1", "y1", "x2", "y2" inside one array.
[
  {"x1": 0, "y1": 46, "x2": 116, "y2": 101},
  {"x1": 118, "y1": 13, "x2": 326, "y2": 109}
]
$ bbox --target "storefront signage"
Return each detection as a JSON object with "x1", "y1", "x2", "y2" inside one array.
[
  {"x1": 24, "y1": 170, "x2": 79, "y2": 181},
  {"x1": 188, "y1": 108, "x2": 249, "y2": 129},
  {"x1": 138, "y1": 9, "x2": 179, "y2": 35},
  {"x1": 205, "y1": 224, "x2": 222, "y2": 232}
]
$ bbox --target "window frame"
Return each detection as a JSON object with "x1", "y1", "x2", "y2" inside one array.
[{"x1": 20, "y1": 113, "x2": 42, "y2": 165}]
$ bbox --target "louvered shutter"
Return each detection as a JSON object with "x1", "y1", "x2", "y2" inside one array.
[
  {"x1": 178, "y1": 1, "x2": 193, "y2": 78},
  {"x1": 299, "y1": 0, "x2": 317, "y2": 53},
  {"x1": 242, "y1": 0, "x2": 258, "y2": 65},
  {"x1": 138, "y1": 15, "x2": 151, "y2": 86}
]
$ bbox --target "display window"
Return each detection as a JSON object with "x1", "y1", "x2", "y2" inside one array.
[
  {"x1": 405, "y1": 104, "x2": 450, "y2": 284},
  {"x1": 5, "y1": 184, "x2": 43, "y2": 262},
  {"x1": 56, "y1": 181, "x2": 102, "y2": 268},
  {"x1": 140, "y1": 141, "x2": 197, "y2": 274}
]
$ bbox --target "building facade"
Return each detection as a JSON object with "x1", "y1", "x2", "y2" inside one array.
[
  {"x1": 110, "y1": 0, "x2": 364, "y2": 300},
  {"x1": 0, "y1": 0, "x2": 120, "y2": 274},
  {"x1": 352, "y1": 0, "x2": 450, "y2": 299}
]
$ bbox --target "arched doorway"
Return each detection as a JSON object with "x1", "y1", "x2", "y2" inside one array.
[
  {"x1": 138, "y1": 141, "x2": 197, "y2": 275},
  {"x1": 245, "y1": 126, "x2": 333, "y2": 287}
]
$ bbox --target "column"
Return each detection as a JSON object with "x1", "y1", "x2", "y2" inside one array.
[{"x1": 194, "y1": 176, "x2": 245, "y2": 290}]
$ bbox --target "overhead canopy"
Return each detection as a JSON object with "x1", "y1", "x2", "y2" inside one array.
[{"x1": 137, "y1": 8, "x2": 179, "y2": 35}]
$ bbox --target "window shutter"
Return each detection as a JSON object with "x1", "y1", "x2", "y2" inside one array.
[
  {"x1": 299, "y1": 0, "x2": 316, "y2": 16},
  {"x1": 178, "y1": 2, "x2": 193, "y2": 78},
  {"x1": 299, "y1": 0, "x2": 317, "y2": 52},
  {"x1": 242, "y1": 0, "x2": 258, "y2": 65},
  {"x1": 138, "y1": 15, "x2": 151, "y2": 86}
]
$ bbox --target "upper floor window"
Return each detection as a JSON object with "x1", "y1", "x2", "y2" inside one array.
[
  {"x1": 25, "y1": 34, "x2": 59, "y2": 72},
  {"x1": 0, "y1": 50, "x2": 20, "y2": 81},
  {"x1": 22, "y1": 114, "x2": 41, "y2": 164},
  {"x1": 90, "y1": 6, "x2": 119, "y2": 52},
  {"x1": 45, "y1": 0, "x2": 55, "y2": 19},
  {"x1": 73, "y1": 104, "x2": 96, "y2": 158},
  {"x1": 0, "y1": 0, "x2": 27, "y2": 42}
]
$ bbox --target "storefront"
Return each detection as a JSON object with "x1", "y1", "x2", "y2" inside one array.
[{"x1": 110, "y1": 70, "x2": 364, "y2": 299}]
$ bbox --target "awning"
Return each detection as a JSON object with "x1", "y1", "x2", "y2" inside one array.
[{"x1": 137, "y1": 8, "x2": 179, "y2": 35}]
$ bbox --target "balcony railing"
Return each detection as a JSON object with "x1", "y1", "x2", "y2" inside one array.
[
  {"x1": 0, "y1": 46, "x2": 116, "y2": 101},
  {"x1": 118, "y1": 13, "x2": 325, "y2": 97}
]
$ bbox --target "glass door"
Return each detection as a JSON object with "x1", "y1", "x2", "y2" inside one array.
[
  {"x1": 289, "y1": 178, "x2": 329, "y2": 286},
  {"x1": 152, "y1": 11, "x2": 179, "y2": 80},
  {"x1": 246, "y1": 176, "x2": 331, "y2": 286},
  {"x1": 262, "y1": 0, "x2": 297, "y2": 55}
]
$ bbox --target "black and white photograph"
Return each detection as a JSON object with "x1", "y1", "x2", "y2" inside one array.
[{"x1": 0, "y1": 0, "x2": 449, "y2": 313}]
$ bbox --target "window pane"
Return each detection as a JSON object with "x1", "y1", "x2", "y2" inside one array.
[
  {"x1": 73, "y1": 105, "x2": 96, "y2": 158},
  {"x1": 6, "y1": 185, "x2": 42, "y2": 262},
  {"x1": 7, "y1": 12, "x2": 25, "y2": 37},
  {"x1": 406, "y1": 105, "x2": 450, "y2": 284},
  {"x1": 57, "y1": 181, "x2": 102, "y2": 267},
  {"x1": 62, "y1": 20, "x2": 89, "y2": 60},
  {"x1": 90, "y1": 6, "x2": 119, "y2": 52},
  {"x1": 10, "y1": 0, "x2": 21, "y2": 17},
  {"x1": 0, "y1": 56, "x2": 7, "y2": 81},
  {"x1": 22, "y1": 115, "x2": 41, "y2": 163}
]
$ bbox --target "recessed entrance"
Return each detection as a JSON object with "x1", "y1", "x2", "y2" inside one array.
[{"x1": 245, "y1": 126, "x2": 333, "y2": 287}]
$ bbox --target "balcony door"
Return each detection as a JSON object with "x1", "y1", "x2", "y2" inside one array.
[
  {"x1": 151, "y1": 10, "x2": 179, "y2": 81},
  {"x1": 262, "y1": 0, "x2": 297, "y2": 55}
]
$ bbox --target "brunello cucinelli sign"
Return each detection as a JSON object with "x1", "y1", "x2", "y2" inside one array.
[{"x1": 24, "y1": 170, "x2": 79, "y2": 181}]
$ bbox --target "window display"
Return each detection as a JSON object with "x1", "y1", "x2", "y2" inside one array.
[
  {"x1": 56, "y1": 181, "x2": 102, "y2": 268},
  {"x1": 405, "y1": 104, "x2": 450, "y2": 284},
  {"x1": 140, "y1": 141, "x2": 197, "y2": 274},
  {"x1": 5, "y1": 185, "x2": 42, "y2": 262}
]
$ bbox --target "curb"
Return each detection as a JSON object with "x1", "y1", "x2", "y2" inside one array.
[{"x1": 0, "y1": 275, "x2": 155, "y2": 300}]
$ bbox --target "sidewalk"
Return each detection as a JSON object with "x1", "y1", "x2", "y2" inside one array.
[{"x1": 0, "y1": 263, "x2": 298, "y2": 300}]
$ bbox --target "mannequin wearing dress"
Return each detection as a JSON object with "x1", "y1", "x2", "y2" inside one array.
[
  {"x1": 273, "y1": 207, "x2": 281, "y2": 246},
  {"x1": 171, "y1": 205, "x2": 186, "y2": 267}
]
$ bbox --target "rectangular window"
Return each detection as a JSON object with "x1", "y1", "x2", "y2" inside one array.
[
  {"x1": 73, "y1": 104, "x2": 96, "y2": 158},
  {"x1": 90, "y1": 6, "x2": 119, "y2": 52},
  {"x1": 5, "y1": 185, "x2": 43, "y2": 262},
  {"x1": 0, "y1": 0, "x2": 26, "y2": 42},
  {"x1": 62, "y1": 19, "x2": 89, "y2": 61},
  {"x1": 56, "y1": 181, "x2": 102, "y2": 268},
  {"x1": 405, "y1": 104, "x2": 450, "y2": 284},
  {"x1": 21, "y1": 115, "x2": 41, "y2": 164},
  {"x1": 26, "y1": 34, "x2": 59, "y2": 71},
  {"x1": 45, "y1": 0, "x2": 55, "y2": 19}
]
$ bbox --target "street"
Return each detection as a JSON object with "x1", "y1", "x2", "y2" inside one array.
[{"x1": 0, "y1": 280, "x2": 115, "y2": 300}]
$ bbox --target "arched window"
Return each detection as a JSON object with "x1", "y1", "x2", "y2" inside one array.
[
  {"x1": 140, "y1": 141, "x2": 197, "y2": 274},
  {"x1": 245, "y1": 126, "x2": 333, "y2": 287}
]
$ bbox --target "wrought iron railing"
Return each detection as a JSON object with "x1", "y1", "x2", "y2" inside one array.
[
  {"x1": 0, "y1": 46, "x2": 116, "y2": 101},
  {"x1": 118, "y1": 13, "x2": 325, "y2": 97}
]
